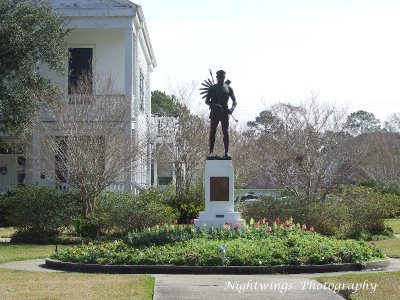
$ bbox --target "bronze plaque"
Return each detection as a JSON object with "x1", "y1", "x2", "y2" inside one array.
[{"x1": 210, "y1": 177, "x2": 229, "y2": 201}]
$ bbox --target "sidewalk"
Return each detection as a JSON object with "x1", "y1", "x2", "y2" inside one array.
[{"x1": 153, "y1": 274, "x2": 342, "y2": 300}]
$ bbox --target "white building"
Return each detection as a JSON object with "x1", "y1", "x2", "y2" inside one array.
[
  {"x1": 151, "y1": 116, "x2": 177, "y2": 187},
  {"x1": 0, "y1": 0, "x2": 156, "y2": 193}
]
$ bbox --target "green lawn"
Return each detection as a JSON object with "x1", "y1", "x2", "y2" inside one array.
[
  {"x1": 370, "y1": 239, "x2": 400, "y2": 258},
  {"x1": 316, "y1": 271, "x2": 400, "y2": 300},
  {"x1": 0, "y1": 269, "x2": 154, "y2": 300},
  {"x1": 0, "y1": 243, "x2": 154, "y2": 299},
  {"x1": 385, "y1": 218, "x2": 400, "y2": 234},
  {"x1": 0, "y1": 243, "x2": 63, "y2": 264}
]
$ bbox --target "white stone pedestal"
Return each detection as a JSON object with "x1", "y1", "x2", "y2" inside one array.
[{"x1": 194, "y1": 160, "x2": 244, "y2": 229}]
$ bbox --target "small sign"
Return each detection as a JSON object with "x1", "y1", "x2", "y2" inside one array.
[{"x1": 210, "y1": 177, "x2": 229, "y2": 201}]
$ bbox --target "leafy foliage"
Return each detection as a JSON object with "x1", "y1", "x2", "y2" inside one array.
[
  {"x1": 151, "y1": 90, "x2": 180, "y2": 117},
  {"x1": 4, "y1": 185, "x2": 80, "y2": 243},
  {"x1": 90, "y1": 189, "x2": 178, "y2": 237},
  {"x1": 241, "y1": 185, "x2": 399, "y2": 239},
  {"x1": 164, "y1": 183, "x2": 205, "y2": 224},
  {"x1": 344, "y1": 110, "x2": 381, "y2": 136},
  {"x1": 0, "y1": 0, "x2": 69, "y2": 134},
  {"x1": 52, "y1": 223, "x2": 385, "y2": 266}
]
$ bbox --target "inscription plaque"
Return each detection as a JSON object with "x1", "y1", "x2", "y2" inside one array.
[{"x1": 210, "y1": 177, "x2": 229, "y2": 201}]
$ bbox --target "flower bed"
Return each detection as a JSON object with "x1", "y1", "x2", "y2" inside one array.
[{"x1": 51, "y1": 219, "x2": 386, "y2": 266}]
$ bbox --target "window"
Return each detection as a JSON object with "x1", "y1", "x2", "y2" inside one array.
[
  {"x1": 68, "y1": 48, "x2": 93, "y2": 94},
  {"x1": 17, "y1": 156, "x2": 26, "y2": 185},
  {"x1": 139, "y1": 69, "x2": 145, "y2": 111}
]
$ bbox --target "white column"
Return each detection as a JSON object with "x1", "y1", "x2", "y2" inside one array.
[
  {"x1": 29, "y1": 131, "x2": 41, "y2": 184},
  {"x1": 124, "y1": 28, "x2": 134, "y2": 191},
  {"x1": 146, "y1": 68, "x2": 152, "y2": 186}
]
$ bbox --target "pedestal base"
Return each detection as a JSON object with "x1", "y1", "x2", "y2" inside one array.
[
  {"x1": 194, "y1": 159, "x2": 244, "y2": 229},
  {"x1": 194, "y1": 211, "x2": 244, "y2": 229}
]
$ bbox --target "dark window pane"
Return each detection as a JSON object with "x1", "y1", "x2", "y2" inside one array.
[{"x1": 68, "y1": 48, "x2": 93, "y2": 94}]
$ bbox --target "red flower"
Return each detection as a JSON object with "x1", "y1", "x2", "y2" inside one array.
[
  {"x1": 189, "y1": 219, "x2": 195, "y2": 224},
  {"x1": 234, "y1": 223, "x2": 240, "y2": 231},
  {"x1": 276, "y1": 216, "x2": 281, "y2": 226},
  {"x1": 309, "y1": 226, "x2": 315, "y2": 232}
]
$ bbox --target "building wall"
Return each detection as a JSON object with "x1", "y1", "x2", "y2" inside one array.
[
  {"x1": 66, "y1": 28, "x2": 125, "y2": 93},
  {"x1": 133, "y1": 30, "x2": 152, "y2": 187}
]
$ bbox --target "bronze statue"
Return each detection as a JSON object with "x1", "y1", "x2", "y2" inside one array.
[{"x1": 200, "y1": 70, "x2": 237, "y2": 159}]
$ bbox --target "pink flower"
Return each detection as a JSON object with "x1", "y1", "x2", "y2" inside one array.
[
  {"x1": 267, "y1": 226, "x2": 272, "y2": 233},
  {"x1": 302, "y1": 224, "x2": 307, "y2": 230},
  {"x1": 261, "y1": 218, "x2": 267, "y2": 225},
  {"x1": 173, "y1": 220, "x2": 178, "y2": 224},
  {"x1": 189, "y1": 219, "x2": 195, "y2": 224},
  {"x1": 234, "y1": 223, "x2": 240, "y2": 231},
  {"x1": 224, "y1": 222, "x2": 231, "y2": 231},
  {"x1": 309, "y1": 226, "x2": 315, "y2": 232}
]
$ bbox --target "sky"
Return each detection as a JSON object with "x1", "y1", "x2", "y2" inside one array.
[{"x1": 139, "y1": 0, "x2": 400, "y2": 124}]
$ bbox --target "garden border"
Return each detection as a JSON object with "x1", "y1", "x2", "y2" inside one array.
[{"x1": 44, "y1": 258, "x2": 390, "y2": 274}]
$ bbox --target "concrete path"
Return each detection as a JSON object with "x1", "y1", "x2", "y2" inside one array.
[
  {"x1": 153, "y1": 274, "x2": 342, "y2": 300},
  {"x1": 0, "y1": 259, "x2": 63, "y2": 272}
]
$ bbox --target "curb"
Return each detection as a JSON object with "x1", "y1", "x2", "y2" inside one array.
[{"x1": 44, "y1": 258, "x2": 391, "y2": 274}]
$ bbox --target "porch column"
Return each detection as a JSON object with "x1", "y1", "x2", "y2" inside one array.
[{"x1": 124, "y1": 28, "x2": 135, "y2": 191}]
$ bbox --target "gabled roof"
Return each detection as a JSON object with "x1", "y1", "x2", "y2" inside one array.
[
  {"x1": 53, "y1": 0, "x2": 156, "y2": 68},
  {"x1": 53, "y1": 0, "x2": 137, "y2": 9}
]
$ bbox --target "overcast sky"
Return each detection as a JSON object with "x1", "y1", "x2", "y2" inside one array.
[{"x1": 140, "y1": 0, "x2": 400, "y2": 124}]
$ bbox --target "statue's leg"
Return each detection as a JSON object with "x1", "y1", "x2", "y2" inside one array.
[
  {"x1": 221, "y1": 115, "x2": 230, "y2": 156},
  {"x1": 209, "y1": 116, "x2": 219, "y2": 155}
]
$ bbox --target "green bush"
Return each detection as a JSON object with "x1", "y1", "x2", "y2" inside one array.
[
  {"x1": 0, "y1": 192, "x2": 11, "y2": 226},
  {"x1": 94, "y1": 188, "x2": 178, "y2": 237},
  {"x1": 164, "y1": 184, "x2": 205, "y2": 224},
  {"x1": 5, "y1": 185, "x2": 80, "y2": 243},
  {"x1": 241, "y1": 186, "x2": 397, "y2": 239}
]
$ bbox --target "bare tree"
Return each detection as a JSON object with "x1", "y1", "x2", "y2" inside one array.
[
  {"x1": 152, "y1": 82, "x2": 208, "y2": 195},
  {"x1": 350, "y1": 132, "x2": 400, "y2": 183},
  {"x1": 37, "y1": 74, "x2": 145, "y2": 217},
  {"x1": 247, "y1": 95, "x2": 355, "y2": 202},
  {"x1": 384, "y1": 112, "x2": 400, "y2": 133}
]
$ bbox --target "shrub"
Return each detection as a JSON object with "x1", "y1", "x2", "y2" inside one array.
[
  {"x1": 241, "y1": 186, "x2": 397, "y2": 239},
  {"x1": 165, "y1": 184, "x2": 205, "y2": 224},
  {"x1": 5, "y1": 185, "x2": 80, "y2": 243},
  {"x1": 0, "y1": 192, "x2": 12, "y2": 226},
  {"x1": 94, "y1": 188, "x2": 178, "y2": 237}
]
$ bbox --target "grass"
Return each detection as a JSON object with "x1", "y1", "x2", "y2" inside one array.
[
  {"x1": 0, "y1": 243, "x2": 68, "y2": 264},
  {"x1": 0, "y1": 227, "x2": 15, "y2": 238},
  {"x1": 0, "y1": 269, "x2": 154, "y2": 300},
  {"x1": 370, "y1": 239, "x2": 400, "y2": 258},
  {"x1": 0, "y1": 243, "x2": 154, "y2": 299},
  {"x1": 316, "y1": 271, "x2": 400, "y2": 300},
  {"x1": 385, "y1": 218, "x2": 400, "y2": 234}
]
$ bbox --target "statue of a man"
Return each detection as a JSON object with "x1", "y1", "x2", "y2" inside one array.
[{"x1": 205, "y1": 70, "x2": 237, "y2": 159}]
